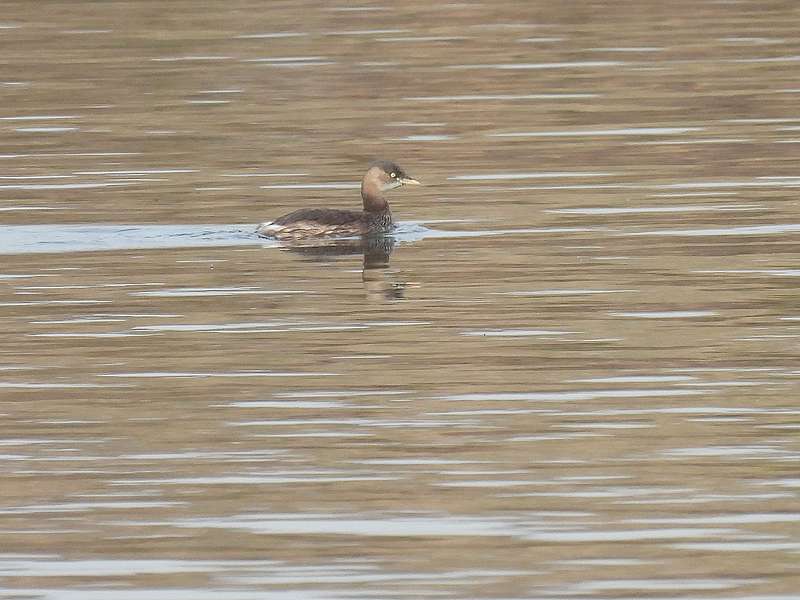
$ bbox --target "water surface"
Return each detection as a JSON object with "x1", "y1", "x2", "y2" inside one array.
[{"x1": 1, "y1": 1, "x2": 800, "y2": 599}]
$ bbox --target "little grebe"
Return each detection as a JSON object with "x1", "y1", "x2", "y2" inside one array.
[{"x1": 257, "y1": 160, "x2": 420, "y2": 239}]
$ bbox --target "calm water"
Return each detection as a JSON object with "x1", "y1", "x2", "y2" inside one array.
[{"x1": 1, "y1": 1, "x2": 800, "y2": 598}]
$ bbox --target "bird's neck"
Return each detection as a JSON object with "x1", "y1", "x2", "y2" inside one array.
[{"x1": 361, "y1": 178, "x2": 389, "y2": 213}]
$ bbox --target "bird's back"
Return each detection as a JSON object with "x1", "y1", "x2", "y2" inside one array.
[{"x1": 257, "y1": 207, "x2": 367, "y2": 238}]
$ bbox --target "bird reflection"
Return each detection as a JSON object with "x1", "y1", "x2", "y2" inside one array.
[{"x1": 276, "y1": 235, "x2": 405, "y2": 301}]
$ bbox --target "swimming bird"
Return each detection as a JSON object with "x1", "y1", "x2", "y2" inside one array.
[{"x1": 257, "y1": 160, "x2": 420, "y2": 239}]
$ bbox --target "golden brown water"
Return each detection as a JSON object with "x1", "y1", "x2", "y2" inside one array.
[{"x1": 1, "y1": 1, "x2": 800, "y2": 598}]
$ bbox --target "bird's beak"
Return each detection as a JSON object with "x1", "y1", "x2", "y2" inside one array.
[{"x1": 401, "y1": 177, "x2": 421, "y2": 185}]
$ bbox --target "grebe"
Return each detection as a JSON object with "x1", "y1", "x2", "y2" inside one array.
[{"x1": 257, "y1": 160, "x2": 420, "y2": 239}]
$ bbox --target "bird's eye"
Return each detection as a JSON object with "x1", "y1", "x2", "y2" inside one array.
[{"x1": 390, "y1": 172, "x2": 396, "y2": 178}]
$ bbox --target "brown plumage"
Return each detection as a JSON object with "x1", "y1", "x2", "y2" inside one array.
[{"x1": 257, "y1": 160, "x2": 419, "y2": 239}]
